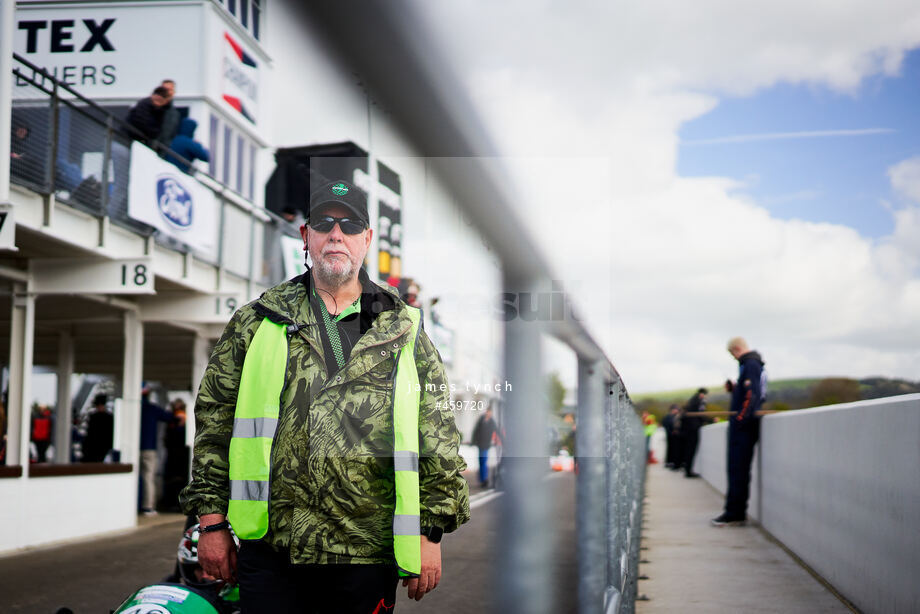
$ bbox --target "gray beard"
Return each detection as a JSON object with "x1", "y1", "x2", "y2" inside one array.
[{"x1": 314, "y1": 258, "x2": 355, "y2": 288}]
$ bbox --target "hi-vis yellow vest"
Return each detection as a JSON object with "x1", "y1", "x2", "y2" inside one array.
[{"x1": 226, "y1": 308, "x2": 424, "y2": 577}]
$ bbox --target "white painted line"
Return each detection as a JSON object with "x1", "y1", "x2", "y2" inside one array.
[
  {"x1": 470, "y1": 490, "x2": 504, "y2": 509},
  {"x1": 468, "y1": 472, "x2": 570, "y2": 509}
]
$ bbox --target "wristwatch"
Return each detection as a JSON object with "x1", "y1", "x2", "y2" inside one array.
[
  {"x1": 199, "y1": 520, "x2": 231, "y2": 534},
  {"x1": 421, "y1": 525, "x2": 444, "y2": 544}
]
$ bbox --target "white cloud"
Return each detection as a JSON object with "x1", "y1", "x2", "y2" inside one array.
[
  {"x1": 880, "y1": 157, "x2": 920, "y2": 277},
  {"x1": 888, "y1": 156, "x2": 920, "y2": 203},
  {"x1": 407, "y1": 1, "x2": 920, "y2": 391}
]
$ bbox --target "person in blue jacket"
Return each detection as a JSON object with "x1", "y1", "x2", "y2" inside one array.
[
  {"x1": 140, "y1": 384, "x2": 176, "y2": 515},
  {"x1": 712, "y1": 337, "x2": 767, "y2": 526},
  {"x1": 166, "y1": 118, "x2": 210, "y2": 173}
]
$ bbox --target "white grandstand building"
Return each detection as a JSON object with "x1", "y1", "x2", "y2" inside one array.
[{"x1": 0, "y1": 0, "x2": 502, "y2": 553}]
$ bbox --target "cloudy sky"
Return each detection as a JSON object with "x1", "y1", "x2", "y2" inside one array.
[{"x1": 410, "y1": 1, "x2": 920, "y2": 392}]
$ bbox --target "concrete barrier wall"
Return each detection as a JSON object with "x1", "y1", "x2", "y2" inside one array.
[
  {"x1": 0, "y1": 472, "x2": 137, "y2": 554},
  {"x1": 697, "y1": 394, "x2": 920, "y2": 614}
]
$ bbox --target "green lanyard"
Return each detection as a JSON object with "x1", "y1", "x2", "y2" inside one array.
[{"x1": 314, "y1": 289, "x2": 360, "y2": 370}]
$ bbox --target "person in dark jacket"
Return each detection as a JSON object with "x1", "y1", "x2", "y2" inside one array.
[
  {"x1": 165, "y1": 118, "x2": 210, "y2": 173},
  {"x1": 157, "y1": 79, "x2": 182, "y2": 150},
  {"x1": 712, "y1": 337, "x2": 767, "y2": 526},
  {"x1": 471, "y1": 408, "x2": 500, "y2": 487},
  {"x1": 161, "y1": 398, "x2": 189, "y2": 513},
  {"x1": 140, "y1": 385, "x2": 175, "y2": 515},
  {"x1": 661, "y1": 404, "x2": 680, "y2": 469},
  {"x1": 83, "y1": 394, "x2": 114, "y2": 463},
  {"x1": 10, "y1": 120, "x2": 50, "y2": 188},
  {"x1": 126, "y1": 86, "x2": 170, "y2": 143},
  {"x1": 681, "y1": 388, "x2": 707, "y2": 478}
]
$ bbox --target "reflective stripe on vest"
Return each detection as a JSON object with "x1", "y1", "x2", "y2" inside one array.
[
  {"x1": 393, "y1": 306, "x2": 422, "y2": 577},
  {"x1": 227, "y1": 318, "x2": 287, "y2": 539},
  {"x1": 226, "y1": 310, "x2": 425, "y2": 577}
]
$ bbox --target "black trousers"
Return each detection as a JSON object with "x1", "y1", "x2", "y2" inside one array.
[
  {"x1": 238, "y1": 540, "x2": 399, "y2": 614},
  {"x1": 725, "y1": 420, "x2": 760, "y2": 518},
  {"x1": 682, "y1": 430, "x2": 699, "y2": 475},
  {"x1": 669, "y1": 434, "x2": 684, "y2": 468},
  {"x1": 664, "y1": 433, "x2": 677, "y2": 465}
]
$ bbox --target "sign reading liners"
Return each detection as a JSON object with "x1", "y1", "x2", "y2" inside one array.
[{"x1": 156, "y1": 174, "x2": 194, "y2": 228}]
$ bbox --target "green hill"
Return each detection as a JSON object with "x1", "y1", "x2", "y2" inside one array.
[
  {"x1": 632, "y1": 378, "x2": 820, "y2": 403},
  {"x1": 632, "y1": 376, "x2": 920, "y2": 420}
]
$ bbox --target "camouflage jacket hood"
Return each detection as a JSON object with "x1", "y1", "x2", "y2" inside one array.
[{"x1": 181, "y1": 269, "x2": 470, "y2": 564}]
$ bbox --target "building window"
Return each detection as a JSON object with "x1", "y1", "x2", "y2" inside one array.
[
  {"x1": 223, "y1": 125, "x2": 232, "y2": 185},
  {"x1": 209, "y1": 114, "x2": 219, "y2": 177},
  {"x1": 252, "y1": 0, "x2": 261, "y2": 39},
  {"x1": 248, "y1": 143, "x2": 256, "y2": 200},
  {"x1": 236, "y1": 135, "x2": 245, "y2": 193},
  {"x1": 209, "y1": 113, "x2": 257, "y2": 201},
  {"x1": 218, "y1": 0, "x2": 261, "y2": 41}
]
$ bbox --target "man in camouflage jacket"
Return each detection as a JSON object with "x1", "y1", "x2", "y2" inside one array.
[{"x1": 181, "y1": 179, "x2": 469, "y2": 612}]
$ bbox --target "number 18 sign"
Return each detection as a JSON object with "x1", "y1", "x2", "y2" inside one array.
[{"x1": 31, "y1": 258, "x2": 155, "y2": 295}]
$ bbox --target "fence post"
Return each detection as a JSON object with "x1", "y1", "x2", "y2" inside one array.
[
  {"x1": 101, "y1": 115, "x2": 113, "y2": 217},
  {"x1": 497, "y1": 275, "x2": 550, "y2": 614},
  {"x1": 577, "y1": 358, "x2": 606, "y2": 613},
  {"x1": 605, "y1": 380, "x2": 622, "y2": 612},
  {"x1": 46, "y1": 79, "x2": 60, "y2": 195},
  {"x1": 0, "y1": 2, "x2": 13, "y2": 207},
  {"x1": 628, "y1": 402, "x2": 643, "y2": 613},
  {"x1": 216, "y1": 195, "x2": 226, "y2": 270}
]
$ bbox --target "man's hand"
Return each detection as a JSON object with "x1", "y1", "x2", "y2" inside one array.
[
  {"x1": 197, "y1": 514, "x2": 238, "y2": 585},
  {"x1": 402, "y1": 537, "x2": 442, "y2": 601}
]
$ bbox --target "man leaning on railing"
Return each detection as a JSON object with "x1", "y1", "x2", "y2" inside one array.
[{"x1": 126, "y1": 86, "x2": 170, "y2": 147}]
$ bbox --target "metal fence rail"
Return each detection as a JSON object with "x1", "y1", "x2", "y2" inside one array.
[
  {"x1": 9, "y1": 53, "x2": 297, "y2": 286},
  {"x1": 299, "y1": 3, "x2": 648, "y2": 613}
]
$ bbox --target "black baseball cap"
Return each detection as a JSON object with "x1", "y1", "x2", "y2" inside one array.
[{"x1": 308, "y1": 179, "x2": 369, "y2": 225}]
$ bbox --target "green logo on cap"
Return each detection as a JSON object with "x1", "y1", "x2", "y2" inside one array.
[{"x1": 331, "y1": 183, "x2": 349, "y2": 196}]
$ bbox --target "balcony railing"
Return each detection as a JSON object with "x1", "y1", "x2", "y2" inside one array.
[{"x1": 9, "y1": 53, "x2": 298, "y2": 285}]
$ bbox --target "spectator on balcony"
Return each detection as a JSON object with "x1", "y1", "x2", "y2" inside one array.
[
  {"x1": 165, "y1": 118, "x2": 210, "y2": 174},
  {"x1": 10, "y1": 122, "x2": 30, "y2": 162},
  {"x1": 158, "y1": 79, "x2": 182, "y2": 150},
  {"x1": 10, "y1": 121, "x2": 43, "y2": 186},
  {"x1": 126, "y1": 86, "x2": 171, "y2": 146}
]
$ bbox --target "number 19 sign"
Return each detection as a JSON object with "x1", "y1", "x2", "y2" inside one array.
[{"x1": 31, "y1": 258, "x2": 156, "y2": 295}]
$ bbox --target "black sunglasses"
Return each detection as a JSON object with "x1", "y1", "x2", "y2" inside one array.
[{"x1": 308, "y1": 215, "x2": 367, "y2": 235}]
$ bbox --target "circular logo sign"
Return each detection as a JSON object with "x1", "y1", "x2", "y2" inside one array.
[
  {"x1": 331, "y1": 183, "x2": 349, "y2": 196},
  {"x1": 156, "y1": 175, "x2": 194, "y2": 228}
]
